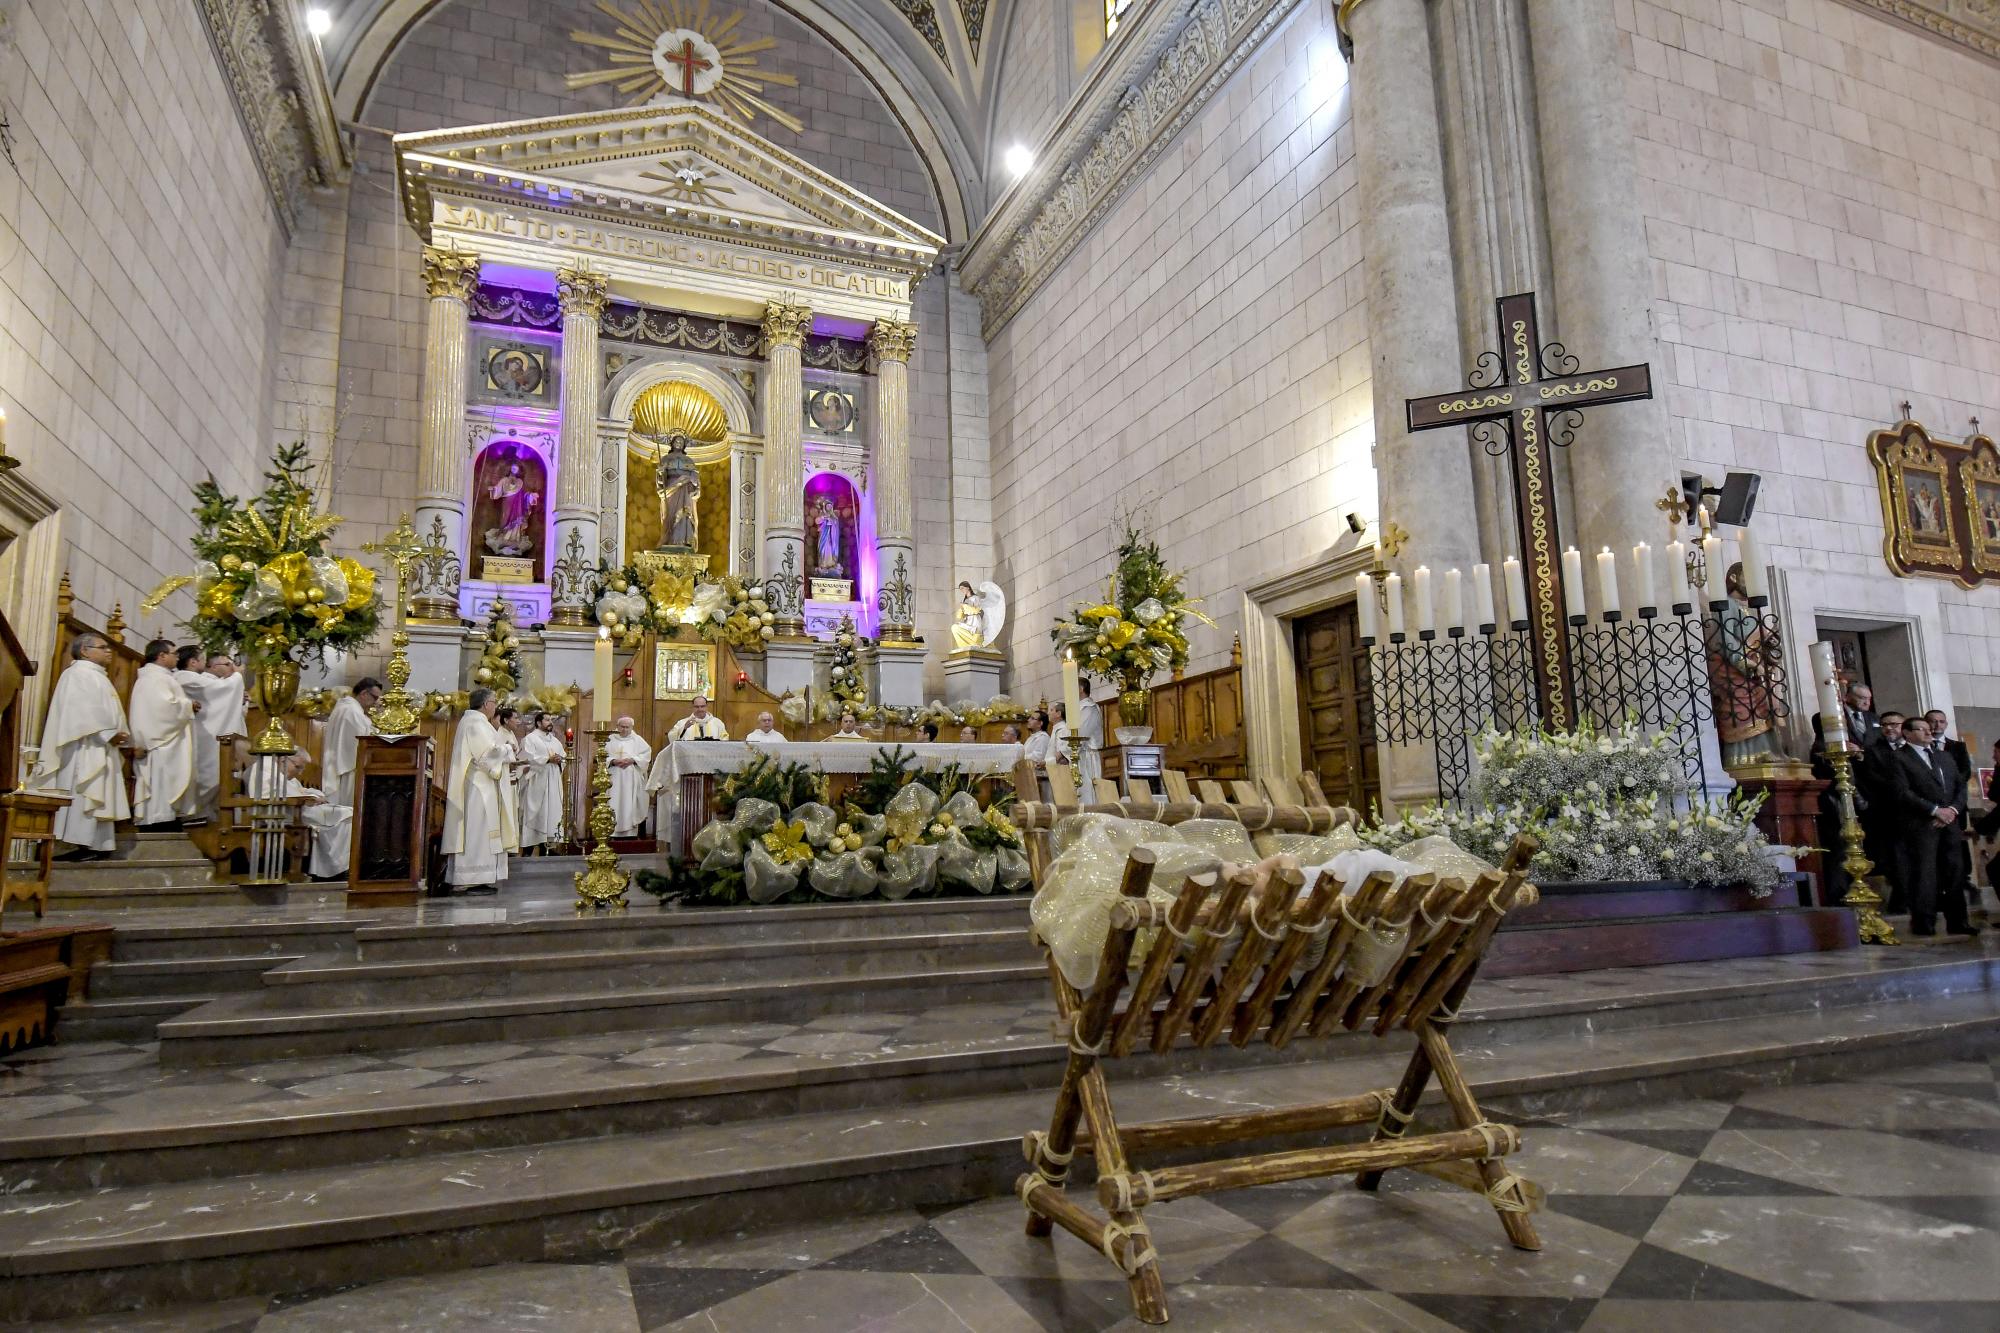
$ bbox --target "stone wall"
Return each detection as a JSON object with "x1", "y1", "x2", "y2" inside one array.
[
  {"x1": 0, "y1": 0, "x2": 287, "y2": 627},
  {"x1": 985, "y1": 3, "x2": 1366, "y2": 704},
  {"x1": 988, "y1": 0, "x2": 1071, "y2": 177},
  {"x1": 1621, "y1": 0, "x2": 2000, "y2": 711}
]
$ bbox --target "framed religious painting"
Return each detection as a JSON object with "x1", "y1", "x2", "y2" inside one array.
[
  {"x1": 654, "y1": 642, "x2": 716, "y2": 701},
  {"x1": 803, "y1": 385, "x2": 859, "y2": 437},
  {"x1": 478, "y1": 339, "x2": 553, "y2": 402},
  {"x1": 1869, "y1": 420, "x2": 1966, "y2": 582},
  {"x1": 1960, "y1": 439, "x2": 2000, "y2": 578}
]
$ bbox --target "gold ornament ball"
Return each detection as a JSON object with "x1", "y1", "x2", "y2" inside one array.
[
  {"x1": 221, "y1": 554, "x2": 242, "y2": 571},
  {"x1": 307, "y1": 587, "x2": 325, "y2": 604},
  {"x1": 504, "y1": 635, "x2": 520, "y2": 649},
  {"x1": 288, "y1": 590, "x2": 308, "y2": 608},
  {"x1": 476, "y1": 667, "x2": 492, "y2": 682}
]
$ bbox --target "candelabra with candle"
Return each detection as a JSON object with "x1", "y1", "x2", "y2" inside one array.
[
  {"x1": 573, "y1": 722, "x2": 629, "y2": 912},
  {"x1": 1809, "y1": 642, "x2": 1896, "y2": 945}
]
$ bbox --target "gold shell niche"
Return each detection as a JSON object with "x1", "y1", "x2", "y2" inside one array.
[{"x1": 631, "y1": 381, "x2": 730, "y2": 464}]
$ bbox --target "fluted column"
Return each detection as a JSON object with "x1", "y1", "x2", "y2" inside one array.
[
  {"x1": 759, "y1": 296, "x2": 812, "y2": 634},
  {"x1": 551, "y1": 263, "x2": 609, "y2": 627},
  {"x1": 411, "y1": 244, "x2": 480, "y2": 621},
  {"x1": 867, "y1": 318, "x2": 918, "y2": 640},
  {"x1": 1525, "y1": 0, "x2": 1674, "y2": 555}
]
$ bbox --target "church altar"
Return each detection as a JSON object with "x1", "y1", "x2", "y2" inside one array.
[{"x1": 655, "y1": 739, "x2": 1023, "y2": 859}]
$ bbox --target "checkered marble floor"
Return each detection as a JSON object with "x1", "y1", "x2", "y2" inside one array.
[{"x1": 13, "y1": 1058, "x2": 2000, "y2": 1332}]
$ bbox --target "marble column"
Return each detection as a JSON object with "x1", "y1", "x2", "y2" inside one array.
[
  {"x1": 1345, "y1": 0, "x2": 1482, "y2": 809},
  {"x1": 867, "y1": 318, "x2": 919, "y2": 641},
  {"x1": 551, "y1": 263, "x2": 608, "y2": 627},
  {"x1": 759, "y1": 296, "x2": 812, "y2": 635},
  {"x1": 1525, "y1": 0, "x2": 1675, "y2": 556},
  {"x1": 411, "y1": 244, "x2": 480, "y2": 621}
]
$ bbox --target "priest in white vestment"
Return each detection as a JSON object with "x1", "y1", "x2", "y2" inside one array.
[
  {"x1": 1077, "y1": 695, "x2": 1105, "y2": 797},
  {"x1": 33, "y1": 634, "x2": 131, "y2": 856},
  {"x1": 606, "y1": 716, "x2": 653, "y2": 838},
  {"x1": 744, "y1": 711, "x2": 784, "y2": 745},
  {"x1": 172, "y1": 646, "x2": 223, "y2": 822},
  {"x1": 518, "y1": 712, "x2": 568, "y2": 850},
  {"x1": 130, "y1": 639, "x2": 199, "y2": 829},
  {"x1": 1022, "y1": 710, "x2": 1053, "y2": 766},
  {"x1": 495, "y1": 707, "x2": 528, "y2": 835},
  {"x1": 200, "y1": 655, "x2": 248, "y2": 782},
  {"x1": 666, "y1": 694, "x2": 729, "y2": 741},
  {"x1": 321, "y1": 678, "x2": 383, "y2": 809},
  {"x1": 283, "y1": 752, "x2": 352, "y2": 879},
  {"x1": 441, "y1": 688, "x2": 517, "y2": 893}
]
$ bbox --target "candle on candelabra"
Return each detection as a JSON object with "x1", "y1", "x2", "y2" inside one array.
[
  {"x1": 593, "y1": 626, "x2": 614, "y2": 728},
  {"x1": 1502, "y1": 557, "x2": 1528, "y2": 624},
  {"x1": 1561, "y1": 547, "x2": 1586, "y2": 619},
  {"x1": 1665, "y1": 539, "x2": 1690, "y2": 608},
  {"x1": 1442, "y1": 567, "x2": 1464, "y2": 630},
  {"x1": 1701, "y1": 531, "x2": 1724, "y2": 603},
  {"x1": 1412, "y1": 565, "x2": 1435, "y2": 634},
  {"x1": 1472, "y1": 562, "x2": 1496, "y2": 627},
  {"x1": 1355, "y1": 572, "x2": 1379, "y2": 640},
  {"x1": 1385, "y1": 572, "x2": 1405, "y2": 638},
  {"x1": 1062, "y1": 648, "x2": 1083, "y2": 724},
  {"x1": 1810, "y1": 640, "x2": 1844, "y2": 739},
  {"x1": 1739, "y1": 527, "x2": 1767, "y2": 600},
  {"x1": 1596, "y1": 547, "x2": 1621, "y2": 616},
  {"x1": 1632, "y1": 541, "x2": 1656, "y2": 611}
]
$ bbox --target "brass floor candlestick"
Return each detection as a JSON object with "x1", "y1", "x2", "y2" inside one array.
[
  {"x1": 574, "y1": 722, "x2": 629, "y2": 912},
  {"x1": 1824, "y1": 742, "x2": 1897, "y2": 945}
]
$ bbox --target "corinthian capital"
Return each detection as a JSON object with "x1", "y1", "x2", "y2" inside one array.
[
  {"x1": 557, "y1": 263, "x2": 609, "y2": 320},
  {"x1": 421, "y1": 244, "x2": 481, "y2": 301},
  {"x1": 761, "y1": 296, "x2": 812, "y2": 352},
  {"x1": 866, "y1": 318, "x2": 918, "y2": 365}
]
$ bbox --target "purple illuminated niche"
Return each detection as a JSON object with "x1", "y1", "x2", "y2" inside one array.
[{"x1": 804, "y1": 470, "x2": 877, "y2": 635}]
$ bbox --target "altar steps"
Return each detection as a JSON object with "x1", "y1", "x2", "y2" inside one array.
[{"x1": 3, "y1": 945, "x2": 1996, "y2": 1321}]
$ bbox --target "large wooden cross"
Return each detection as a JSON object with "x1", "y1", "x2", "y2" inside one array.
[{"x1": 1405, "y1": 292, "x2": 1654, "y2": 731}]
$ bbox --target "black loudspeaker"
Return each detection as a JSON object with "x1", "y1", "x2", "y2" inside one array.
[{"x1": 1713, "y1": 472, "x2": 1761, "y2": 527}]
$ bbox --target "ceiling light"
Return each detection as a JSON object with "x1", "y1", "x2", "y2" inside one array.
[
  {"x1": 1004, "y1": 145, "x2": 1033, "y2": 179},
  {"x1": 306, "y1": 8, "x2": 332, "y2": 37}
]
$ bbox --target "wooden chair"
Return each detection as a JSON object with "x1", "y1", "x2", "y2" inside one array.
[{"x1": 1016, "y1": 814, "x2": 1543, "y2": 1325}]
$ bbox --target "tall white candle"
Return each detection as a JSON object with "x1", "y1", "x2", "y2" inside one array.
[
  {"x1": 1561, "y1": 547, "x2": 1586, "y2": 619},
  {"x1": 1063, "y1": 649, "x2": 1083, "y2": 726},
  {"x1": 1664, "y1": 539, "x2": 1690, "y2": 609},
  {"x1": 1631, "y1": 541, "x2": 1656, "y2": 611},
  {"x1": 1810, "y1": 640, "x2": 1843, "y2": 734},
  {"x1": 1701, "y1": 531, "x2": 1724, "y2": 602},
  {"x1": 1502, "y1": 557, "x2": 1528, "y2": 624},
  {"x1": 1739, "y1": 527, "x2": 1767, "y2": 600},
  {"x1": 1355, "y1": 572, "x2": 1379, "y2": 640},
  {"x1": 594, "y1": 626, "x2": 614, "y2": 728},
  {"x1": 1412, "y1": 565, "x2": 1435, "y2": 633},
  {"x1": 1472, "y1": 562, "x2": 1496, "y2": 627},
  {"x1": 1596, "y1": 547, "x2": 1621, "y2": 616},
  {"x1": 1442, "y1": 567, "x2": 1464, "y2": 630},
  {"x1": 1385, "y1": 573, "x2": 1405, "y2": 637}
]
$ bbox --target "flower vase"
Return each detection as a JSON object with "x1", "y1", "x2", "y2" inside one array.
[
  {"x1": 251, "y1": 658, "x2": 301, "y2": 754},
  {"x1": 1117, "y1": 672, "x2": 1152, "y2": 735}
]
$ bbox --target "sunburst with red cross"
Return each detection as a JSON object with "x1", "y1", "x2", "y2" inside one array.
[{"x1": 567, "y1": 0, "x2": 804, "y2": 135}]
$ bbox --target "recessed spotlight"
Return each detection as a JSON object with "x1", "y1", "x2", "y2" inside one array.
[
  {"x1": 1004, "y1": 145, "x2": 1034, "y2": 179},
  {"x1": 306, "y1": 8, "x2": 332, "y2": 37}
]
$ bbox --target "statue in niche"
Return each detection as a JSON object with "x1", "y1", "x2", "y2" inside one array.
[
  {"x1": 651, "y1": 430, "x2": 701, "y2": 550},
  {"x1": 482, "y1": 462, "x2": 542, "y2": 557},
  {"x1": 812, "y1": 496, "x2": 844, "y2": 576}
]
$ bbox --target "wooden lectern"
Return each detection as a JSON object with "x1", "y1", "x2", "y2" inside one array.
[{"x1": 348, "y1": 735, "x2": 444, "y2": 903}]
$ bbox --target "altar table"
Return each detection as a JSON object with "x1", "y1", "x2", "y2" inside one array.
[{"x1": 651, "y1": 740, "x2": 1025, "y2": 860}]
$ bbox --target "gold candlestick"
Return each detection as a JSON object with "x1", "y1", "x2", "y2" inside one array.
[
  {"x1": 1824, "y1": 739, "x2": 1898, "y2": 946},
  {"x1": 574, "y1": 722, "x2": 629, "y2": 912}
]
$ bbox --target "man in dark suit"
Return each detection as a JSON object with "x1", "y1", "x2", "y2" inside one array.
[
  {"x1": 1927, "y1": 709, "x2": 1978, "y2": 913},
  {"x1": 1866, "y1": 709, "x2": 1909, "y2": 911},
  {"x1": 1886, "y1": 715, "x2": 1976, "y2": 937}
]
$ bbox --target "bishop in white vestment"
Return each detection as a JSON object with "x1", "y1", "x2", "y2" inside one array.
[
  {"x1": 33, "y1": 634, "x2": 131, "y2": 854},
  {"x1": 130, "y1": 641, "x2": 198, "y2": 828},
  {"x1": 441, "y1": 690, "x2": 517, "y2": 891},
  {"x1": 605, "y1": 716, "x2": 653, "y2": 838},
  {"x1": 321, "y1": 679, "x2": 383, "y2": 809},
  {"x1": 518, "y1": 713, "x2": 568, "y2": 849}
]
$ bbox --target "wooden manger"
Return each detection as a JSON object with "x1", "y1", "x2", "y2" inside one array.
[{"x1": 1015, "y1": 805, "x2": 1543, "y2": 1325}]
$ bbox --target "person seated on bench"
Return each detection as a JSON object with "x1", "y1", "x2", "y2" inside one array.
[{"x1": 283, "y1": 751, "x2": 353, "y2": 880}]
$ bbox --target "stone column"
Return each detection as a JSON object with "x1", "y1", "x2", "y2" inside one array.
[
  {"x1": 1525, "y1": 0, "x2": 1675, "y2": 555},
  {"x1": 1345, "y1": 0, "x2": 1482, "y2": 810},
  {"x1": 867, "y1": 318, "x2": 919, "y2": 641},
  {"x1": 410, "y1": 244, "x2": 480, "y2": 621},
  {"x1": 551, "y1": 263, "x2": 608, "y2": 627},
  {"x1": 759, "y1": 296, "x2": 812, "y2": 634}
]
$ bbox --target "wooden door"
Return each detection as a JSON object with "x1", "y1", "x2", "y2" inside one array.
[{"x1": 1293, "y1": 604, "x2": 1377, "y2": 812}]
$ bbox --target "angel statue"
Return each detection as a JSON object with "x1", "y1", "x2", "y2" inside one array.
[
  {"x1": 652, "y1": 430, "x2": 700, "y2": 550},
  {"x1": 950, "y1": 580, "x2": 1007, "y2": 651}
]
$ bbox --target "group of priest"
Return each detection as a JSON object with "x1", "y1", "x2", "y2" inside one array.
[{"x1": 435, "y1": 689, "x2": 574, "y2": 892}]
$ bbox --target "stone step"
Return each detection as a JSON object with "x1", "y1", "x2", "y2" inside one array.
[
  {"x1": 54, "y1": 995, "x2": 209, "y2": 1043},
  {"x1": 155, "y1": 962, "x2": 1054, "y2": 1065},
  {"x1": 100, "y1": 919, "x2": 365, "y2": 964},
  {"x1": 6, "y1": 982, "x2": 1998, "y2": 1321},
  {"x1": 46, "y1": 882, "x2": 277, "y2": 911},
  {"x1": 89, "y1": 955, "x2": 298, "y2": 999},
  {"x1": 1485, "y1": 904, "x2": 1859, "y2": 977},
  {"x1": 20, "y1": 948, "x2": 1995, "y2": 1194},
  {"x1": 258, "y1": 929, "x2": 1034, "y2": 1006}
]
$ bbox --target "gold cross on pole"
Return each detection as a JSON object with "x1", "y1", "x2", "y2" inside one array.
[
  {"x1": 361, "y1": 514, "x2": 448, "y2": 739},
  {"x1": 363, "y1": 514, "x2": 448, "y2": 629}
]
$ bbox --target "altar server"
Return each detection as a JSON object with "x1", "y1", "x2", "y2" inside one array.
[
  {"x1": 442, "y1": 688, "x2": 517, "y2": 894},
  {"x1": 34, "y1": 633, "x2": 131, "y2": 857},
  {"x1": 130, "y1": 638, "x2": 199, "y2": 830},
  {"x1": 200, "y1": 654, "x2": 248, "y2": 782},
  {"x1": 172, "y1": 646, "x2": 222, "y2": 822},
  {"x1": 518, "y1": 711, "x2": 568, "y2": 851},
  {"x1": 744, "y1": 711, "x2": 785, "y2": 746},
  {"x1": 1022, "y1": 710, "x2": 1052, "y2": 766},
  {"x1": 667, "y1": 694, "x2": 729, "y2": 741},
  {"x1": 322, "y1": 678, "x2": 382, "y2": 808},
  {"x1": 1078, "y1": 694, "x2": 1105, "y2": 797},
  {"x1": 494, "y1": 707, "x2": 524, "y2": 833},
  {"x1": 606, "y1": 715, "x2": 653, "y2": 837},
  {"x1": 282, "y1": 752, "x2": 353, "y2": 880}
]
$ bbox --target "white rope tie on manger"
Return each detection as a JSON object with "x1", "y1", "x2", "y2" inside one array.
[{"x1": 1099, "y1": 1217, "x2": 1159, "y2": 1276}]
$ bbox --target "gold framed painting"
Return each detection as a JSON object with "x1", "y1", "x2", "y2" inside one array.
[
  {"x1": 1869, "y1": 420, "x2": 1967, "y2": 583},
  {"x1": 653, "y1": 641, "x2": 716, "y2": 701},
  {"x1": 1962, "y1": 440, "x2": 2000, "y2": 578}
]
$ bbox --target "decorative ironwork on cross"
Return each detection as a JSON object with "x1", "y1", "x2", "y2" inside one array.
[
  {"x1": 663, "y1": 37, "x2": 712, "y2": 95},
  {"x1": 1405, "y1": 291, "x2": 1654, "y2": 731}
]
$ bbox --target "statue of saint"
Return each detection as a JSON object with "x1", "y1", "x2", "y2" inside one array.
[
  {"x1": 812, "y1": 496, "x2": 843, "y2": 575},
  {"x1": 652, "y1": 431, "x2": 700, "y2": 551},
  {"x1": 1709, "y1": 561, "x2": 1784, "y2": 768},
  {"x1": 483, "y1": 462, "x2": 541, "y2": 556},
  {"x1": 950, "y1": 580, "x2": 1008, "y2": 651}
]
